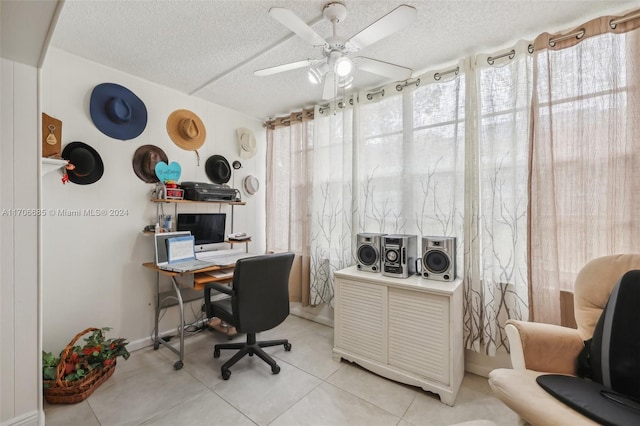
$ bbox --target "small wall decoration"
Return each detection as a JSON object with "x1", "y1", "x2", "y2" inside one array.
[
  {"x1": 42, "y1": 113, "x2": 62, "y2": 158},
  {"x1": 154, "y1": 161, "x2": 182, "y2": 183}
]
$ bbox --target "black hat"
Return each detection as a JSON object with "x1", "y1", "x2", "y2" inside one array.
[
  {"x1": 61, "y1": 142, "x2": 104, "y2": 185},
  {"x1": 205, "y1": 155, "x2": 231, "y2": 184},
  {"x1": 132, "y1": 145, "x2": 168, "y2": 183}
]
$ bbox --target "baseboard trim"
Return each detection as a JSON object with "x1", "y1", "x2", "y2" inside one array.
[
  {"x1": 290, "y1": 303, "x2": 334, "y2": 327},
  {"x1": 1, "y1": 410, "x2": 39, "y2": 426}
]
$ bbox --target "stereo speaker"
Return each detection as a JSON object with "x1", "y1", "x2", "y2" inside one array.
[
  {"x1": 356, "y1": 233, "x2": 386, "y2": 272},
  {"x1": 382, "y1": 234, "x2": 417, "y2": 279},
  {"x1": 422, "y1": 236, "x2": 456, "y2": 282}
]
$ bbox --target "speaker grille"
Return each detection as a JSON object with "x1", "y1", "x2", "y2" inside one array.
[
  {"x1": 424, "y1": 251, "x2": 450, "y2": 273},
  {"x1": 357, "y1": 245, "x2": 377, "y2": 266}
]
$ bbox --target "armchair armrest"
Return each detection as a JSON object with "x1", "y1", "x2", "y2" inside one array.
[{"x1": 506, "y1": 319, "x2": 584, "y2": 375}]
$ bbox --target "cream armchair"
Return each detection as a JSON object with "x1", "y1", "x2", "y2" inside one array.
[{"x1": 488, "y1": 254, "x2": 640, "y2": 425}]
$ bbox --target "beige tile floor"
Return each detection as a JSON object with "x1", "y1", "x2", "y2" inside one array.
[{"x1": 44, "y1": 315, "x2": 518, "y2": 426}]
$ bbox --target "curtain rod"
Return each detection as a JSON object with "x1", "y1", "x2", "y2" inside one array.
[
  {"x1": 434, "y1": 67, "x2": 459, "y2": 81},
  {"x1": 264, "y1": 108, "x2": 314, "y2": 129},
  {"x1": 610, "y1": 11, "x2": 640, "y2": 29},
  {"x1": 549, "y1": 28, "x2": 585, "y2": 47}
]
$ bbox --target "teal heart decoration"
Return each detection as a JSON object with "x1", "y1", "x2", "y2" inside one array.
[{"x1": 155, "y1": 161, "x2": 182, "y2": 182}]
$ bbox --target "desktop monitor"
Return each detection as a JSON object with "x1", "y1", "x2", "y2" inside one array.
[{"x1": 176, "y1": 213, "x2": 226, "y2": 252}]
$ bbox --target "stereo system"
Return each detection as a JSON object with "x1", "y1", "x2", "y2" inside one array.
[
  {"x1": 422, "y1": 236, "x2": 456, "y2": 282},
  {"x1": 356, "y1": 233, "x2": 386, "y2": 272},
  {"x1": 382, "y1": 234, "x2": 417, "y2": 279}
]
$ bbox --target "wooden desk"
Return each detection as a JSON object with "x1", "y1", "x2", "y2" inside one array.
[{"x1": 142, "y1": 262, "x2": 237, "y2": 370}]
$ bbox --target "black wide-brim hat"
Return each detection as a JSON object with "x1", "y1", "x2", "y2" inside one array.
[
  {"x1": 132, "y1": 145, "x2": 168, "y2": 183},
  {"x1": 205, "y1": 155, "x2": 231, "y2": 184},
  {"x1": 90, "y1": 83, "x2": 147, "y2": 140},
  {"x1": 61, "y1": 141, "x2": 104, "y2": 185}
]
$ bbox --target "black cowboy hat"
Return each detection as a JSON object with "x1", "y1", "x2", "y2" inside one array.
[{"x1": 61, "y1": 142, "x2": 104, "y2": 185}]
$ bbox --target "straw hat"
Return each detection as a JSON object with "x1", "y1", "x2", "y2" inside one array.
[
  {"x1": 166, "y1": 109, "x2": 206, "y2": 151},
  {"x1": 61, "y1": 142, "x2": 104, "y2": 185},
  {"x1": 90, "y1": 83, "x2": 147, "y2": 140},
  {"x1": 132, "y1": 145, "x2": 168, "y2": 183},
  {"x1": 236, "y1": 128, "x2": 256, "y2": 159},
  {"x1": 243, "y1": 175, "x2": 260, "y2": 196}
]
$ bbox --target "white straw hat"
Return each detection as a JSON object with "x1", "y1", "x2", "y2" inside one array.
[
  {"x1": 236, "y1": 128, "x2": 256, "y2": 159},
  {"x1": 243, "y1": 175, "x2": 259, "y2": 196}
]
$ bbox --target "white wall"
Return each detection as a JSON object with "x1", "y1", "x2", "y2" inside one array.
[
  {"x1": 1, "y1": 58, "x2": 40, "y2": 426},
  {"x1": 41, "y1": 48, "x2": 266, "y2": 355}
]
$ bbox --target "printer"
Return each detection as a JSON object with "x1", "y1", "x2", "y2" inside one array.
[{"x1": 180, "y1": 181, "x2": 240, "y2": 202}]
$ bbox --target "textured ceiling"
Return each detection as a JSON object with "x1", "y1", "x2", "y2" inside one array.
[{"x1": 49, "y1": 0, "x2": 639, "y2": 120}]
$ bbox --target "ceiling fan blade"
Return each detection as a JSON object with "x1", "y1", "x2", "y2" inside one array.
[
  {"x1": 269, "y1": 7, "x2": 327, "y2": 47},
  {"x1": 347, "y1": 5, "x2": 417, "y2": 51},
  {"x1": 254, "y1": 59, "x2": 315, "y2": 77},
  {"x1": 355, "y1": 57, "x2": 412, "y2": 81},
  {"x1": 322, "y1": 72, "x2": 336, "y2": 100}
]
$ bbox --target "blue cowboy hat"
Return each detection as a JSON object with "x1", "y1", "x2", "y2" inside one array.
[{"x1": 90, "y1": 83, "x2": 147, "y2": 140}]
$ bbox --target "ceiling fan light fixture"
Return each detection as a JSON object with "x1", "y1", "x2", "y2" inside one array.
[
  {"x1": 308, "y1": 62, "x2": 329, "y2": 84},
  {"x1": 334, "y1": 56, "x2": 353, "y2": 77}
]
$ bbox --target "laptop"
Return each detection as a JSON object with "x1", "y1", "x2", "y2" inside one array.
[{"x1": 154, "y1": 232, "x2": 218, "y2": 273}]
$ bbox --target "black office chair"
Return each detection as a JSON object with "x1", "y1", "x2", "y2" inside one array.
[{"x1": 203, "y1": 252, "x2": 295, "y2": 380}]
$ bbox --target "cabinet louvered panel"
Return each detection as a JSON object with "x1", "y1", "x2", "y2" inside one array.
[
  {"x1": 388, "y1": 288, "x2": 450, "y2": 385},
  {"x1": 336, "y1": 279, "x2": 386, "y2": 363}
]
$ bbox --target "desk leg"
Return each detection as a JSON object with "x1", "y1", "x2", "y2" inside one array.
[
  {"x1": 170, "y1": 276, "x2": 185, "y2": 370},
  {"x1": 153, "y1": 273, "x2": 161, "y2": 350},
  {"x1": 152, "y1": 275, "x2": 185, "y2": 370}
]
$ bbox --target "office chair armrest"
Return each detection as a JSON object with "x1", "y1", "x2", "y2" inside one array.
[{"x1": 204, "y1": 281, "x2": 233, "y2": 297}]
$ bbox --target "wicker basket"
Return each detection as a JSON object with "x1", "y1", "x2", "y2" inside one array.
[{"x1": 44, "y1": 327, "x2": 117, "y2": 404}]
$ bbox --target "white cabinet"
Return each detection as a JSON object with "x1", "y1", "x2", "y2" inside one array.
[{"x1": 333, "y1": 266, "x2": 463, "y2": 405}]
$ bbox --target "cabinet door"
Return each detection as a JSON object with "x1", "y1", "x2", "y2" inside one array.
[
  {"x1": 335, "y1": 278, "x2": 387, "y2": 363},
  {"x1": 388, "y1": 287, "x2": 450, "y2": 385}
]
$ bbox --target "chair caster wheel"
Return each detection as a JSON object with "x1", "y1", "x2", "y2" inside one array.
[
  {"x1": 272, "y1": 364, "x2": 281, "y2": 374},
  {"x1": 213, "y1": 349, "x2": 220, "y2": 358},
  {"x1": 284, "y1": 343, "x2": 292, "y2": 351},
  {"x1": 173, "y1": 361, "x2": 183, "y2": 370},
  {"x1": 249, "y1": 352, "x2": 254, "y2": 356},
  {"x1": 222, "y1": 369, "x2": 231, "y2": 380}
]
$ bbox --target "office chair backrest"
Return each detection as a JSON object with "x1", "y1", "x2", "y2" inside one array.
[{"x1": 231, "y1": 252, "x2": 295, "y2": 333}]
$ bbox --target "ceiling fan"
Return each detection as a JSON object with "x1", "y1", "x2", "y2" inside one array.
[{"x1": 254, "y1": 2, "x2": 417, "y2": 100}]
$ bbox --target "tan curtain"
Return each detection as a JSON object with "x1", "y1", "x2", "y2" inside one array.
[
  {"x1": 529, "y1": 11, "x2": 640, "y2": 324},
  {"x1": 266, "y1": 111, "x2": 313, "y2": 305}
]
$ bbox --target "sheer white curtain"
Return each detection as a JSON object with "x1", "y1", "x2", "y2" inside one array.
[
  {"x1": 266, "y1": 119, "x2": 313, "y2": 304},
  {"x1": 529, "y1": 16, "x2": 640, "y2": 324},
  {"x1": 309, "y1": 71, "x2": 466, "y2": 307},
  {"x1": 309, "y1": 105, "x2": 354, "y2": 306},
  {"x1": 464, "y1": 42, "x2": 532, "y2": 354}
]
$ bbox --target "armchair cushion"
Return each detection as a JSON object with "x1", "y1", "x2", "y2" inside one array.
[{"x1": 488, "y1": 369, "x2": 598, "y2": 426}]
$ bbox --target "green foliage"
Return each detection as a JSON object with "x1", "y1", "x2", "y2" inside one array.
[{"x1": 42, "y1": 327, "x2": 130, "y2": 384}]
